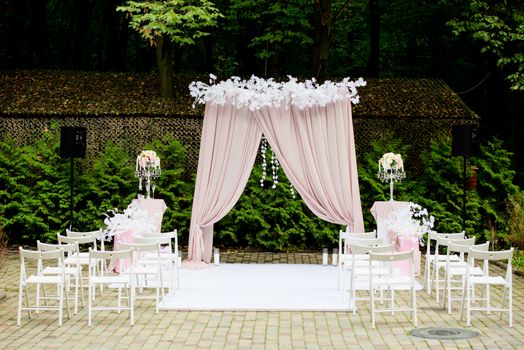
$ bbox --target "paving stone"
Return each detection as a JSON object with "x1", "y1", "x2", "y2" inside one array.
[{"x1": 1, "y1": 251, "x2": 524, "y2": 349}]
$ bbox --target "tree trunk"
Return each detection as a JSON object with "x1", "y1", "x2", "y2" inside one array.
[
  {"x1": 367, "y1": 0, "x2": 380, "y2": 77},
  {"x1": 155, "y1": 34, "x2": 174, "y2": 99},
  {"x1": 312, "y1": 0, "x2": 332, "y2": 82}
]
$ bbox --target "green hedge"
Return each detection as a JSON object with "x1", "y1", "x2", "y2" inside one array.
[{"x1": 0, "y1": 125, "x2": 519, "y2": 250}]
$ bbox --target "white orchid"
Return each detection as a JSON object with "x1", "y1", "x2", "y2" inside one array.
[
  {"x1": 385, "y1": 202, "x2": 435, "y2": 243},
  {"x1": 103, "y1": 203, "x2": 155, "y2": 241}
]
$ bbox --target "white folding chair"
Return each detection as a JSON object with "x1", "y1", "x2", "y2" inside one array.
[
  {"x1": 120, "y1": 242, "x2": 164, "y2": 313},
  {"x1": 348, "y1": 243, "x2": 393, "y2": 314},
  {"x1": 433, "y1": 236, "x2": 475, "y2": 303},
  {"x1": 88, "y1": 248, "x2": 135, "y2": 326},
  {"x1": 441, "y1": 241, "x2": 489, "y2": 314},
  {"x1": 461, "y1": 247, "x2": 514, "y2": 327},
  {"x1": 66, "y1": 228, "x2": 105, "y2": 251},
  {"x1": 58, "y1": 233, "x2": 100, "y2": 297},
  {"x1": 338, "y1": 228, "x2": 377, "y2": 263},
  {"x1": 17, "y1": 247, "x2": 70, "y2": 326},
  {"x1": 37, "y1": 241, "x2": 84, "y2": 314},
  {"x1": 134, "y1": 232, "x2": 179, "y2": 290},
  {"x1": 369, "y1": 249, "x2": 417, "y2": 329},
  {"x1": 338, "y1": 234, "x2": 382, "y2": 291},
  {"x1": 424, "y1": 231, "x2": 465, "y2": 294}
]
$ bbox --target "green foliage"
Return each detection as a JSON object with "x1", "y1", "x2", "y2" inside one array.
[
  {"x1": 146, "y1": 134, "x2": 194, "y2": 245},
  {"x1": 507, "y1": 191, "x2": 524, "y2": 249},
  {"x1": 356, "y1": 132, "x2": 412, "y2": 229},
  {"x1": 117, "y1": 0, "x2": 222, "y2": 46},
  {"x1": 448, "y1": 0, "x2": 524, "y2": 90},
  {"x1": 74, "y1": 143, "x2": 137, "y2": 232},
  {"x1": 215, "y1": 163, "x2": 340, "y2": 251},
  {"x1": 0, "y1": 125, "x2": 70, "y2": 244},
  {"x1": 0, "y1": 127, "x2": 192, "y2": 246},
  {"x1": 359, "y1": 135, "x2": 520, "y2": 247},
  {"x1": 0, "y1": 126, "x2": 520, "y2": 253}
]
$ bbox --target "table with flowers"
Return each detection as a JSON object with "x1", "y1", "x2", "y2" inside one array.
[
  {"x1": 105, "y1": 149, "x2": 165, "y2": 272},
  {"x1": 380, "y1": 202, "x2": 434, "y2": 276}
]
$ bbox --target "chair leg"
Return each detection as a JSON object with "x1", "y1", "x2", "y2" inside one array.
[
  {"x1": 509, "y1": 285, "x2": 513, "y2": 328},
  {"x1": 412, "y1": 285, "x2": 417, "y2": 327},
  {"x1": 466, "y1": 281, "x2": 472, "y2": 326},
  {"x1": 88, "y1": 281, "x2": 92, "y2": 326},
  {"x1": 130, "y1": 282, "x2": 135, "y2": 326},
  {"x1": 58, "y1": 281, "x2": 63, "y2": 327},
  {"x1": 64, "y1": 281, "x2": 71, "y2": 320},
  {"x1": 371, "y1": 285, "x2": 376, "y2": 329},
  {"x1": 486, "y1": 284, "x2": 491, "y2": 314},
  {"x1": 17, "y1": 282, "x2": 23, "y2": 326},
  {"x1": 24, "y1": 284, "x2": 31, "y2": 319},
  {"x1": 423, "y1": 256, "x2": 431, "y2": 293}
]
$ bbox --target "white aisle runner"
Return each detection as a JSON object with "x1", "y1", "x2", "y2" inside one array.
[{"x1": 158, "y1": 264, "x2": 350, "y2": 311}]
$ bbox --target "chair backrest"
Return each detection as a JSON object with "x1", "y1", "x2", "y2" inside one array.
[
  {"x1": 467, "y1": 247, "x2": 514, "y2": 282},
  {"x1": 369, "y1": 249, "x2": 416, "y2": 280},
  {"x1": 120, "y1": 242, "x2": 159, "y2": 259},
  {"x1": 57, "y1": 233, "x2": 97, "y2": 251},
  {"x1": 439, "y1": 236, "x2": 475, "y2": 247},
  {"x1": 66, "y1": 228, "x2": 105, "y2": 250},
  {"x1": 448, "y1": 241, "x2": 489, "y2": 255},
  {"x1": 432, "y1": 231, "x2": 466, "y2": 255},
  {"x1": 66, "y1": 228, "x2": 103, "y2": 239},
  {"x1": 351, "y1": 243, "x2": 393, "y2": 255},
  {"x1": 133, "y1": 235, "x2": 174, "y2": 253},
  {"x1": 88, "y1": 247, "x2": 133, "y2": 260},
  {"x1": 37, "y1": 240, "x2": 79, "y2": 255},
  {"x1": 339, "y1": 229, "x2": 376, "y2": 257},
  {"x1": 341, "y1": 236, "x2": 382, "y2": 255},
  {"x1": 19, "y1": 247, "x2": 65, "y2": 279},
  {"x1": 468, "y1": 247, "x2": 514, "y2": 262}
]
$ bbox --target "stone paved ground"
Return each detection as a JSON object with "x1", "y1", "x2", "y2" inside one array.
[{"x1": 1, "y1": 250, "x2": 523, "y2": 349}]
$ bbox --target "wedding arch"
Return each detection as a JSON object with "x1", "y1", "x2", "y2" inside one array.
[{"x1": 188, "y1": 76, "x2": 367, "y2": 263}]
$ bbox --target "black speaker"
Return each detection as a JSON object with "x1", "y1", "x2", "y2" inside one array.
[
  {"x1": 60, "y1": 127, "x2": 87, "y2": 158},
  {"x1": 452, "y1": 125, "x2": 473, "y2": 157}
]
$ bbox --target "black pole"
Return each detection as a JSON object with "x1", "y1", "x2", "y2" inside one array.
[
  {"x1": 69, "y1": 156, "x2": 74, "y2": 230},
  {"x1": 462, "y1": 155, "x2": 467, "y2": 232}
]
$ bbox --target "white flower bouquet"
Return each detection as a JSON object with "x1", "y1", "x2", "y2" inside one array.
[
  {"x1": 378, "y1": 152, "x2": 404, "y2": 173},
  {"x1": 377, "y1": 152, "x2": 406, "y2": 200},
  {"x1": 136, "y1": 150, "x2": 161, "y2": 172},
  {"x1": 103, "y1": 202, "x2": 155, "y2": 241},
  {"x1": 385, "y1": 202, "x2": 435, "y2": 244}
]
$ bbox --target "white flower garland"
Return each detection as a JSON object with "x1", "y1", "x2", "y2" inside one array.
[{"x1": 189, "y1": 74, "x2": 367, "y2": 111}]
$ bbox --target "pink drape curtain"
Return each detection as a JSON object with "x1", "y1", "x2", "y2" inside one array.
[
  {"x1": 188, "y1": 102, "x2": 262, "y2": 263},
  {"x1": 188, "y1": 98, "x2": 364, "y2": 263},
  {"x1": 255, "y1": 99, "x2": 364, "y2": 230}
]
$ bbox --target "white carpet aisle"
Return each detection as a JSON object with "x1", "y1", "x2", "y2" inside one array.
[{"x1": 158, "y1": 264, "x2": 351, "y2": 311}]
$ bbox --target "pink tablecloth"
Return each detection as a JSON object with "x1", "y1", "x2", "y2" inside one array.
[
  {"x1": 391, "y1": 235, "x2": 421, "y2": 277},
  {"x1": 370, "y1": 201, "x2": 410, "y2": 244},
  {"x1": 131, "y1": 198, "x2": 167, "y2": 233},
  {"x1": 108, "y1": 230, "x2": 134, "y2": 272}
]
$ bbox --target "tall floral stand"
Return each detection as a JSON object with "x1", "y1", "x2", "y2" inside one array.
[
  {"x1": 135, "y1": 150, "x2": 161, "y2": 198},
  {"x1": 378, "y1": 169, "x2": 406, "y2": 201}
]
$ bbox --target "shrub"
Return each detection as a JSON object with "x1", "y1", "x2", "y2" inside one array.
[{"x1": 507, "y1": 191, "x2": 524, "y2": 249}]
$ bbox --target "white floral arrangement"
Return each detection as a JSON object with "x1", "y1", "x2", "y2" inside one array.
[
  {"x1": 385, "y1": 202, "x2": 435, "y2": 243},
  {"x1": 378, "y1": 152, "x2": 406, "y2": 182},
  {"x1": 379, "y1": 152, "x2": 404, "y2": 172},
  {"x1": 189, "y1": 74, "x2": 367, "y2": 111},
  {"x1": 103, "y1": 202, "x2": 155, "y2": 241},
  {"x1": 136, "y1": 150, "x2": 161, "y2": 173}
]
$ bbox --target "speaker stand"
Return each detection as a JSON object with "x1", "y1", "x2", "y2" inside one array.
[{"x1": 69, "y1": 157, "x2": 74, "y2": 230}]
